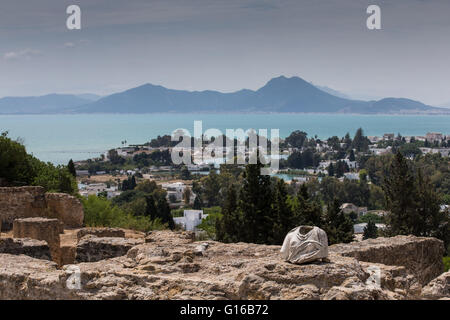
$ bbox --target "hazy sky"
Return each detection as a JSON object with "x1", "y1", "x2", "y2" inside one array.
[{"x1": 1, "y1": 0, "x2": 450, "y2": 105}]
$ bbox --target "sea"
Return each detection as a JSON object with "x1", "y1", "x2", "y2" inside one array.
[{"x1": 1, "y1": 113, "x2": 449, "y2": 165}]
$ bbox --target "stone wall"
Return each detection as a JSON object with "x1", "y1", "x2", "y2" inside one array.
[
  {"x1": 13, "y1": 218, "x2": 61, "y2": 264},
  {"x1": 0, "y1": 187, "x2": 46, "y2": 230},
  {"x1": 45, "y1": 193, "x2": 84, "y2": 228},
  {"x1": 0, "y1": 187, "x2": 84, "y2": 230}
]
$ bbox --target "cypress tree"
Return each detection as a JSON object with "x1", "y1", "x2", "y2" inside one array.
[
  {"x1": 238, "y1": 162, "x2": 273, "y2": 244},
  {"x1": 295, "y1": 184, "x2": 323, "y2": 228},
  {"x1": 349, "y1": 149, "x2": 356, "y2": 162},
  {"x1": 216, "y1": 184, "x2": 240, "y2": 243},
  {"x1": 363, "y1": 220, "x2": 378, "y2": 239},
  {"x1": 193, "y1": 195, "x2": 203, "y2": 210},
  {"x1": 144, "y1": 195, "x2": 158, "y2": 219},
  {"x1": 155, "y1": 196, "x2": 175, "y2": 229},
  {"x1": 272, "y1": 179, "x2": 292, "y2": 244},
  {"x1": 328, "y1": 163, "x2": 335, "y2": 177},
  {"x1": 67, "y1": 159, "x2": 76, "y2": 177},
  {"x1": 383, "y1": 152, "x2": 418, "y2": 235},
  {"x1": 324, "y1": 198, "x2": 354, "y2": 245}
]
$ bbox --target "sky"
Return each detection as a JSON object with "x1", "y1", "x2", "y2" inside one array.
[{"x1": 1, "y1": 0, "x2": 450, "y2": 106}]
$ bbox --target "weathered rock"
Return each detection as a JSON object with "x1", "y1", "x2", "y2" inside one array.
[
  {"x1": 330, "y1": 235, "x2": 444, "y2": 285},
  {"x1": 75, "y1": 236, "x2": 144, "y2": 263},
  {"x1": 60, "y1": 245, "x2": 76, "y2": 266},
  {"x1": 0, "y1": 187, "x2": 84, "y2": 229},
  {"x1": 45, "y1": 193, "x2": 84, "y2": 228},
  {"x1": 76, "y1": 228, "x2": 125, "y2": 242},
  {"x1": 421, "y1": 271, "x2": 450, "y2": 299},
  {"x1": 0, "y1": 238, "x2": 51, "y2": 260},
  {"x1": 0, "y1": 232, "x2": 447, "y2": 300},
  {"x1": 13, "y1": 217, "x2": 61, "y2": 264},
  {"x1": 0, "y1": 187, "x2": 46, "y2": 230}
]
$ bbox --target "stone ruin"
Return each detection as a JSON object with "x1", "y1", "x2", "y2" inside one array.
[
  {"x1": 0, "y1": 229, "x2": 449, "y2": 300},
  {"x1": 13, "y1": 217, "x2": 62, "y2": 264},
  {"x1": 0, "y1": 186, "x2": 84, "y2": 231},
  {"x1": 0, "y1": 186, "x2": 448, "y2": 300}
]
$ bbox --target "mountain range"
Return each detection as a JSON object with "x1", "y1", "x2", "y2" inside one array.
[{"x1": 1, "y1": 76, "x2": 448, "y2": 114}]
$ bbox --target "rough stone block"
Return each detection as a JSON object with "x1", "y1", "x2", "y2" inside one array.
[
  {"x1": 0, "y1": 238, "x2": 51, "y2": 260},
  {"x1": 13, "y1": 217, "x2": 61, "y2": 263},
  {"x1": 45, "y1": 193, "x2": 84, "y2": 228},
  {"x1": 76, "y1": 227, "x2": 125, "y2": 242},
  {"x1": 75, "y1": 236, "x2": 143, "y2": 262},
  {"x1": 59, "y1": 245, "x2": 76, "y2": 266},
  {"x1": 330, "y1": 235, "x2": 444, "y2": 285}
]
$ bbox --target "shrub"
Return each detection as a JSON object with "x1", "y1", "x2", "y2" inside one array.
[
  {"x1": 444, "y1": 256, "x2": 450, "y2": 272},
  {"x1": 82, "y1": 195, "x2": 167, "y2": 232}
]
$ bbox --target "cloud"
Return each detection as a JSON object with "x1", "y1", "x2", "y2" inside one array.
[
  {"x1": 3, "y1": 48, "x2": 41, "y2": 60},
  {"x1": 64, "y1": 42, "x2": 75, "y2": 48}
]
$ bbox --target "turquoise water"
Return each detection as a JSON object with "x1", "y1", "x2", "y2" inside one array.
[{"x1": 1, "y1": 113, "x2": 449, "y2": 164}]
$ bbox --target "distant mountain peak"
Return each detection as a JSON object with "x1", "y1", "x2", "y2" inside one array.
[{"x1": 1, "y1": 76, "x2": 449, "y2": 115}]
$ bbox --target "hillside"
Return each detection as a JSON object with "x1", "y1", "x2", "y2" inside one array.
[{"x1": 0, "y1": 94, "x2": 97, "y2": 114}]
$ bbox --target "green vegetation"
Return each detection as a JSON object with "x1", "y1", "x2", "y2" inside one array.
[
  {"x1": 443, "y1": 257, "x2": 450, "y2": 272},
  {"x1": 363, "y1": 220, "x2": 378, "y2": 240},
  {"x1": 196, "y1": 207, "x2": 222, "y2": 239},
  {"x1": 214, "y1": 162, "x2": 355, "y2": 245},
  {"x1": 0, "y1": 132, "x2": 77, "y2": 194},
  {"x1": 383, "y1": 152, "x2": 450, "y2": 252},
  {"x1": 111, "y1": 180, "x2": 175, "y2": 229},
  {"x1": 82, "y1": 195, "x2": 167, "y2": 232}
]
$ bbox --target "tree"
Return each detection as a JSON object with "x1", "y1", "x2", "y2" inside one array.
[
  {"x1": 294, "y1": 184, "x2": 323, "y2": 227},
  {"x1": 352, "y1": 128, "x2": 370, "y2": 152},
  {"x1": 193, "y1": 195, "x2": 203, "y2": 210},
  {"x1": 238, "y1": 162, "x2": 274, "y2": 244},
  {"x1": 383, "y1": 152, "x2": 449, "y2": 252},
  {"x1": 349, "y1": 149, "x2": 356, "y2": 162},
  {"x1": 216, "y1": 184, "x2": 241, "y2": 243},
  {"x1": 67, "y1": 159, "x2": 76, "y2": 177},
  {"x1": 180, "y1": 166, "x2": 191, "y2": 180},
  {"x1": 183, "y1": 187, "x2": 192, "y2": 205},
  {"x1": 383, "y1": 152, "x2": 419, "y2": 235},
  {"x1": 344, "y1": 133, "x2": 352, "y2": 150},
  {"x1": 200, "y1": 170, "x2": 221, "y2": 207},
  {"x1": 272, "y1": 179, "x2": 292, "y2": 244},
  {"x1": 328, "y1": 163, "x2": 335, "y2": 177},
  {"x1": 144, "y1": 195, "x2": 158, "y2": 219},
  {"x1": 108, "y1": 149, "x2": 125, "y2": 165},
  {"x1": 121, "y1": 175, "x2": 137, "y2": 191},
  {"x1": 155, "y1": 194, "x2": 175, "y2": 229},
  {"x1": 363, "y1": 220, "x2": 378, "y2": 239},
  {"x1": 324, "y1": 198, "x2": 354, "y2": 245},
  {"x1": 285, "y1": 131, "x2": 307, "y2": 149},
  {"x1": 0, "y1": 133, "x2": 35, "y2": 185}
]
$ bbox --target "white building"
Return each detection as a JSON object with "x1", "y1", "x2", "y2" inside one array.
[
  {"x1": 173, "y1": 210, "x2": 208, "y2": 231},
  {"x1": 344, "y1": 172, "x2": 360, "y2": 181},
  {"x1": 162, "y1": 182, "x2": 193, "y2": 203},
  {"x1": 353, "y1": 223, "x2": 386, "y2": 234}
]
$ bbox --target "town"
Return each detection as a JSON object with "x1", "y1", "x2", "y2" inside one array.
[{"x1": 72, "y1": 129, "x2": 450, "y2": 238}]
